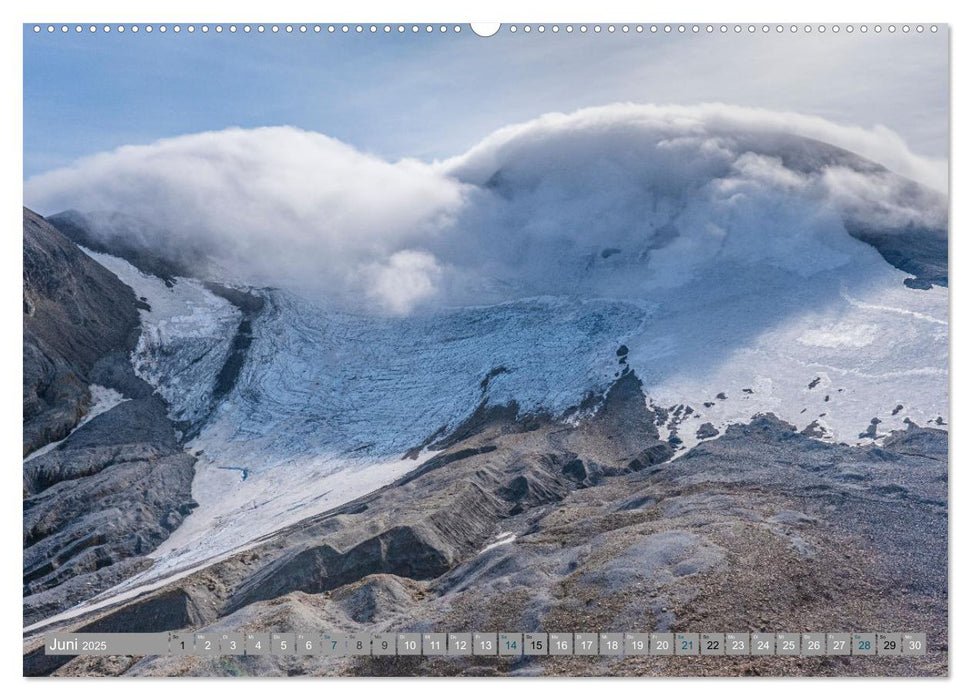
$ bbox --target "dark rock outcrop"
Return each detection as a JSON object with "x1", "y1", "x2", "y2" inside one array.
[
  {"x1": 845, "y1": 219, "x2": 948, "y2": 289},
  {"x1": 23, "y1": 208, "x2": 142, "y2": 456},
  {"x1": 800, "y1": 420, "x2": 827, "y2": 438}
]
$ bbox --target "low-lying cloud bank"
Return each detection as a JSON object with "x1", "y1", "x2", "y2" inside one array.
[{"x1": 25, "y1": 104, "x2": 947, "y2": 314}]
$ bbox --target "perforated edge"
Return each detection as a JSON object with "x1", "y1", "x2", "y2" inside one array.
[{"x1": 29, "y1": 23, "x2": 942, "y2": 36}]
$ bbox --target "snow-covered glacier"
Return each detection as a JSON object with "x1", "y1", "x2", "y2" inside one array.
[{"x1": 42, "y1": 106, "x2": 946, "y2": 614}]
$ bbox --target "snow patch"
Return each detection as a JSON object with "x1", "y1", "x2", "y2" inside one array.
[
  {"x1": 797, "y1": 322, "x2": 880, "y2": 349},
  {"x1": 480, "y1": 532, "x2": 517, "y2": 554}
]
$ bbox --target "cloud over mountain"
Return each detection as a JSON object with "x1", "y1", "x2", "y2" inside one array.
[{"x1": 25, "y1": 104, "x2": 947, "y2": 313}]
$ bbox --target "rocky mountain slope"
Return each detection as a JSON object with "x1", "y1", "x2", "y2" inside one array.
[
  {"x1": 22, "y1": 209, "x2": 197, "y2": 629},
  {"x1": 24, "y1": 380, "x2": 947, "y2": 677}
]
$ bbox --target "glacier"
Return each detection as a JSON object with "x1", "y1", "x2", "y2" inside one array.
[{"x1": 34, "y1": 108, "x2": 947, "y2": 625}]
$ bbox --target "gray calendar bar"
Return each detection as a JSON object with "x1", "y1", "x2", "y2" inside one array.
[{"x1": 43, "y1": 631, "x2": 927, "y2": 657}]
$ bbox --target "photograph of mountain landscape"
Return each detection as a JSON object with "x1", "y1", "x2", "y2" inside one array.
[{"x1": 22, "y1": 22, "x2": 948, "y2": 677}]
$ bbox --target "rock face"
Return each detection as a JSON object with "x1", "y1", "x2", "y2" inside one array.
[
  {"x1": 23, "y1": 208, "x2": 143, "y2": 456},
  {"x1": 22, "y1": 209, "x2": 198, "y2": 628},
  {"x1": 844, "y1": 220, "x2": 948, "y2": 289}
]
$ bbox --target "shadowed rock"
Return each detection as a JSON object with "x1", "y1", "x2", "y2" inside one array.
[{"x1": 23, "y1": 208, "x2": 142, "y2": 455}]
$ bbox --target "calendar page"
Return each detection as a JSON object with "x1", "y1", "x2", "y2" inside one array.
[{"x1": 21, "y1": 20, "x2": 948, "y2": 678}]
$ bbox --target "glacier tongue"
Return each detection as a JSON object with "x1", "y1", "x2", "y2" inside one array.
[
  {"x1": 195, "y1": 293, "x2": 649, "y2": 465},
  {"x1": 72, "y1": 254, "x2": 650, "y2": 591},
  {"x1": 159, "y1": 294, "x2": 648, "y2": 573}
]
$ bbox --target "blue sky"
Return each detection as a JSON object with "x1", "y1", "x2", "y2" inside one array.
[{"x1": 23, "y1": 25, "x2": 949, "y2": 178}]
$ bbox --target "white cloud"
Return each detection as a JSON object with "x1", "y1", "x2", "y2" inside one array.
[
  {"x1": 441, "y1": 103, "x2": 946, "y2": 192},
  {"x1": 24, "y1": 104, "x2": 947, "y2": 313},
  {"x1": 362, "y1": 250, "x2": 443, "y2": 316},
  {"x1": 24, "y1": 126, "x2": 467, "y2": 311}
]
